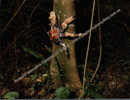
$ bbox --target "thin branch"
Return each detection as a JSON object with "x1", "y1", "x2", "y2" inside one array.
[
  {"x1": 79, "y1": 0, "x2": 96, "y2": 98},
  {"x1": 2, "y1": 0, "x2": 27, "y2": 32},
  {"x1": 90, "y1": 0, "x2": 102, "y2": 82},
  {"x1": 30, "y1": 3, "x2": 39, "y2": 18},
  {"x1": 14, "y1": 9, "x2": 121, "y2": 83}
]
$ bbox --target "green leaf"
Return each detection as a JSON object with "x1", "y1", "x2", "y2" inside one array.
[
  {"x1": 92, "y1": 92, "x2": 104, "y2": 98},
  {"x1": 4, "y1": 92, "x2": 19, "y2": 99},
  {"x1": 31, "y1": 74, "x2": 38, "y2": 80},
  {"x1": 87, "y1": 89, "x2": 103, "y2": 98},
  {"x1": 22, "y1": 46, "x2": 44, "y2": 60},
  {"x1": 95, "y1": 84, "x2": 104, "y2": 91},
  {"x1": 55, "y1": 87, "x2": 71, "y2": 99},
  {"x1": 22, "y1": 46, "x2": 49, "y2": 67}
]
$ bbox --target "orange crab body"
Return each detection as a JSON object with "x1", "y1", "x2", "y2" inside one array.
[{"x1": 49, "y1": 27, "x2": 60, "y2": 40}]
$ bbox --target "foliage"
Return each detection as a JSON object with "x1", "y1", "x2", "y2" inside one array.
[
  {"x1": 86, "y1": 90, "x2": 104, "y2": 98},
  {"x1": 55, "y1": 87, "x2": 71, "y2": 99},
  {"x1": 85, "y1": 83, "x2": 104, "y2": 98},
  {"x1": 22, "y1": 46, "x2": 49, "y2": 68},
  {"x1": 4, "y1": 91, "x2": 19, "y2": 99},
  {"x1": 78, "y1": 64, "x2": 104, "y2": 98},
  {"x1": 31, "y1": 74, "x2": 38, "y2": 81},
  {"x1": 0, "y1": 0, "x2": 130, "y2": 99},
  {"x1": 23, "y1": 46, "x2": 44, "y2": 60}
]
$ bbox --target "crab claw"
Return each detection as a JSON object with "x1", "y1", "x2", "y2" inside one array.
[
  {"x1": 49, "y1": 11, "x2": 56, "y2": 25},
  {"x1": 62, "y1": 16, "x2": 75, "y2": 30}
]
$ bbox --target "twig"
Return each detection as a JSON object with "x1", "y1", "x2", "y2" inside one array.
[
  {"x1": 90, "y1": 0, "x2": 102, "y2": 82},
  {"x1": 30, "y1": 2, "x2": 39, "y2": 18},
  {"x1": 14, "y1": 9, "x2": 121, "y2": 83},
  {"x1": 79, "y1": 0, "x2": 96, "y2": 98},
  {"x1": 2, "y1": 0, "x2": 27, "y2": 32}
]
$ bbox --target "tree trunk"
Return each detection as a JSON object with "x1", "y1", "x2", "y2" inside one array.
[{"x1": 50, "y1": 0, "x2": 82, "y2": 92}]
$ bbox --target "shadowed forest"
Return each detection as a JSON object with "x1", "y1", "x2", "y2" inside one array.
[{"x1": 0, "y1": 0, "x2": 130, "y2": 99}]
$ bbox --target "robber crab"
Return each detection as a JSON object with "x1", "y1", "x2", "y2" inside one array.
[{"x1": 48, "y1": 11, "x2": 82, "y2": 50}]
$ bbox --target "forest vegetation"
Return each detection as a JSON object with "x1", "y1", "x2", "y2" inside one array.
[{"x1": 0, "y1": 0, "x2": 130, "y2": 99}]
